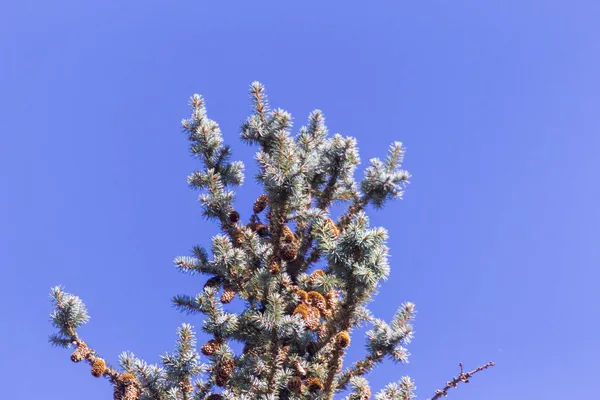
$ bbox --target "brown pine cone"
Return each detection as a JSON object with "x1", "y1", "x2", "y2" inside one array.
[
  {"x1": 253, "y1": 194, "x2": 269, "y2": 214},
  {"x1": 282, "y1": 225, "x2": 294, "y2": 244},
  {"x1": 179, "y1": 380, "x2": 194, "y2": 394},
  {"x1": 295, "y1": 289, "x2": 308, "y2": 302},
  {"x1": 293, "y1": 303, "x2": 310, "y2": 319},
  {"x1": 216, "y1": 359, "x2": 235, "y2": 387},
  {"x1": 70, "y1": 341, "x2": 91, "y2": 363},
  {"x1": 336, "y1": 330, "x2": 351, "y2": 349},
  {"x1": 201, "y1": 339, "x2": 221, "y2": 356},
  {"x1": 304, "y1": 306, "x2": 321, "y2": 331},
  {"x1": 308, "y1": 269, "x2": 326, "y2": 285},
  {"x1": 228, "y1": 210, "x2": 240, "y2": 223},
  {"x1": 91, "y1": 358, "x2": 106, "y2": 377},
  {"x1": 307, "y1": 291, "x2": 326, "y2": 312},
  {"x1": 280, "y1": 244, "x2": 297, "y2": 262},
  {"x1": 215, "y1": 372, "x2": 227, "y2": 387},
  {"x1": 115, "y1": 374, "x2": 140, "y2": 400},
  {"x1": 119, "y1": 373, "x2": 136, "y2": 384},
  {"x1": 123, "y1": 384, "x2": 140, "y2": 400},
  {"x1": 324, "y1": 290, "x2": 339, "y2": 310},
  {"x1": 310, "y1": 269, "x2": 325, "y2": 278},
  {"x1": 287, "y1": 376, "x2": 303, "y2": 394},
  {"x1": 221, "y1": 285, "x2": 235, "y2": 304},
  {"x1": 207, "y1": 395, "x2": 224, "y2": 400},
  {"x1": 306, "y1": 376, "x2": 323, "y2": 392},
  {"x1": 255, "y1": 223, "x2": 269, "y2": 237},
  {"x1": 232, "y1": 228, "x2": 245, "y2": 247}
]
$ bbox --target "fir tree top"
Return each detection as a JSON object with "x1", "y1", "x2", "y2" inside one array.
[{"x1": 49, "y1": 82, "x2": 492, "y2": 400}]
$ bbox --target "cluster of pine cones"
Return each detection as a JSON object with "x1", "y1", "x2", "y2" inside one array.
[
  {"x1": 71, "y1": 341, "x2": 140, "y2": 400},
  {"x1": 287, "y1": 375, "x2": 324, "y2": 394},
  {"x1": 291, "y1": 270, "x2": 339, "y2": 333}
]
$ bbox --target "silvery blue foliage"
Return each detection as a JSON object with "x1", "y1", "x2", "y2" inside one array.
[{"x1": 48, "y1": 83, "x2": 433, "y2": 400}]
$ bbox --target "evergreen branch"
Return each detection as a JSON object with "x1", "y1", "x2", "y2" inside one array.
[
  {"x1": 335, "y1": 353, "x2": 382, "y2": 391},
  {"x1": 173, "y1": 294, "x2": 206, "y2": 315},
  {"x1": 49, "y1": 286, "x2": 89, "y2": 341},
  {"x1": 428, "y1": 362, "x2": 495, "y2": 400},
  {"x1": 375, "y1": 377, "x2": 416, "y2": 400},
  {"x1": 251, "y1": 81, "x2": 268, "y2": 127}
]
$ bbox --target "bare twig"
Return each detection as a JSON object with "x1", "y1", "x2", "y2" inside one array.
[{"x1": 429, "y1": 361, "x2": 495, "y2": 400}]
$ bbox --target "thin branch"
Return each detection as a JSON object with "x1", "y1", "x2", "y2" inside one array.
[{"x1": 428, "y1": 361, "x2": 495, "y2": 400}]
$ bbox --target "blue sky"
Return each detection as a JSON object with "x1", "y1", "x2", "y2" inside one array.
[{"x1": 1, "y1": 1, "x2": 599, "y2": 398}]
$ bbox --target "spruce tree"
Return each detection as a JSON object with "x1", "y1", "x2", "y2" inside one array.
[{"x1": 48, "y1": 82, "x2": 493, "y2": 400}]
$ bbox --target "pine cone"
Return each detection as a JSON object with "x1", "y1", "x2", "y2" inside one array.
[
  {"x1": 119, "y1": 373, "x2": 136, "y2": 384},
  {"x1": 228, "y1": 210, "x2": 240, "y2": 223},
  {"x1": 232, "y1": 228, "x2": 245, "y2": 247},
  {"x1": 123, "y1": 384, "x2": 140, "y2": 400},
  {"x1": 201, "y1": 339, "x2": 221, "y2": 356},
  {"x1": 295, "y1": 289, "x2": 308, "y2": 302},
  {"x1": 70, "y1": 341, "x2": 91, "y2": 363},
  {"x1": 220, "y1": 358, "x2": 235, "y2": 375},
  {"x1": 215, "y1": 372, "x2": 227, "y2": 387},
  {"x1": 324, "y1": 290, "x2": 339, "y2": 310},
  {"x1": 287, "y1": 376, "x2": 303, "y2": 394},
  {"x1": 310, "y1": 269, "x2": 325, "y2": 278},
  {"x1": 308, "y1": 269, "x2": 326, "y2": 285},
  {"x1": 179, "y1": 380, "x2": 194, "y2": 394},
  {"x1": 280, "y1": 244, "x2": 297, "y2": 262},
  {"x1": 282, "y1": 225, "x2": 294, "y2": 244},
  {"x1": 336, "y1": 330, "x2": 351, "y2": 349},
  {"x1": 293, "y1": 303, "x2": 310, "y2": 319},
  {"x1": 207, "y1": 395, "x2": 224, "y2": 400},
  {"x1": 307, "y1": 291, "x2": 326, "y2": 312},
  {"x1": 255, "y1": 223, "x2": 269, "y2": 237},
  {"x1": 91, "y1": 357, "x2": 106, "y2": 377},
  {"x1": 221, "y1": 285, "x2": 235, "y2": 304},
  {"x1": 304, "y1": 306, "x2": 321, "y2": 331},
  {"x1": 306, "y1": 377, "x2": 323, "y2": 392},
  {"x1": 216, "y1": 359, "x2": 235, "y2": 387},
  {"x1": 253, "y1": 194, "x2": 269, "y2": 214}
]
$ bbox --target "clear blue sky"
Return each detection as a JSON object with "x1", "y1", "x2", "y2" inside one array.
[{"x1": 1, "y1": 1, "x2": 598, "y2": 398}]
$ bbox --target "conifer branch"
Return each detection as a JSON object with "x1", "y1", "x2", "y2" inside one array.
[
  {"x1": 428, "y1": 361, "x2": 495, "y2": 400},
  {"x1": 335, "y1": 352, "x2": 383, "y2": 390},
  {"x1": 48, "y1": 83, "x2": 495, "y2": 400}
]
